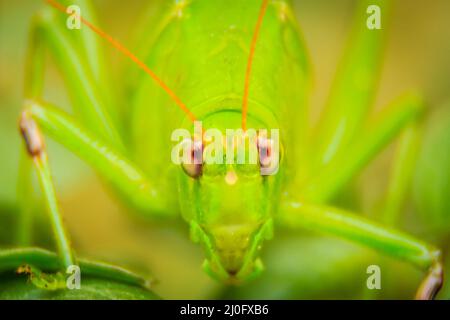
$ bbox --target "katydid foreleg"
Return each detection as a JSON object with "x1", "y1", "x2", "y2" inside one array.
[
  {"x1": 18, "y1": 98, "x2": 176, "y2": 269},
  {"x1": 19, "y1": 111, "x2": 75, "y2": 269},
  {"x1": 22, "y1": 101, "x2": 174, "y2": 217},
  {"x1": 23, "y1": 4, "x2": 175, "y2": 216},
  {"x1": 278, "y1": 199, "x2": 443, "y2": 300}
]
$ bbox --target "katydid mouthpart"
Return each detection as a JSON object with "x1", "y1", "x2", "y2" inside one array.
[{"x1": 16, "y1": 0, "x2": 443, "y2": 299}]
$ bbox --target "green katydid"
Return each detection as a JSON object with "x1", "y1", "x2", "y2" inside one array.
[{"x1": 13, "y1": 0, "x2": 443, "y2": 299}]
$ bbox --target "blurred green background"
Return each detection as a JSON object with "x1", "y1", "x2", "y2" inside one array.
[{"x1": 0, "y1": 0, "x2": 449, "y2": 299}]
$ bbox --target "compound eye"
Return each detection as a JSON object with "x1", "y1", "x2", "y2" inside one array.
[
  {"x1": 257, "y1": 136, "x2": 280, "y2": 175},
  {"x1": 257, "y1": 136, "x2": 273, "y2": 169},
  {"x1": 181, "y1": 139, "x2": 203, "y2": 178}
]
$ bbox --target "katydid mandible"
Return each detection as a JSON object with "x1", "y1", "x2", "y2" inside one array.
[{"x1": 18, "y1": 0, "x2": 443, "y2": 299}]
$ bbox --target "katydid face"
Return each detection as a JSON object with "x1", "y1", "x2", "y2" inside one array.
[{"x1": 177, "y1": 112, "x2": 282, "y2": 281}]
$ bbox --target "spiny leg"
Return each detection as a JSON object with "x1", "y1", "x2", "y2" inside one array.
[{"x1": 278, "y1": 199, "x2": 443, "y2": 300}]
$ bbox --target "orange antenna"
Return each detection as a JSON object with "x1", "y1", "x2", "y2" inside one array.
[
  {"x1": 241, "y1": 0, "x2": 269, "y2": 131},
  {"x1": 45, "y1": 0, "x2": 197, "y2": 123}
]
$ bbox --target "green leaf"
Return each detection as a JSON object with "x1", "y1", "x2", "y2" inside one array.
[
  {"x1": 0, "y1": 247, "x2": 160, "y2": 300},
  {"x1": 0, "y1": 275, "x2": 159, "y2": 300}
]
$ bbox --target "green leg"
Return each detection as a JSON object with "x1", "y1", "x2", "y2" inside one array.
[
  {"x1": 278, "y1": 198, "x2": 443, "y2": 299},
  {"x1": 376, "y1": 123, "x2": 426, "y2": 298},
  {"x1": 23, "y1": 2, "x2": 172, "y2": 215},
  {"x1": 22, "y1": 100, "x2": 172, "y2": 217},
  {"x1": 17, "y1": 2, "x2": 111, "y2": 247},
  {"x1": 302, "y1": 94, "x2": 423, "y2": 203},
  {"x1": 18, "y1": 99, "x2": 173, "y2": 268},
  {"x1": 28, "y1": 6, "x2": 122, "y2": 147},
  {"x1": 313, "y1": 0, "x2": 391, "y2": 168},
  {"x1": 19, "y1": 111, "x2": 75, "y2": 269},
  {"x1": 15, "y1": 151, "x2": 34, "y2": 246}
]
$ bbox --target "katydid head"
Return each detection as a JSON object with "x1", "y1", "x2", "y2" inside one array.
[{"x1": 177, "y1": 125, "x2": 282, "y2": 282}]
